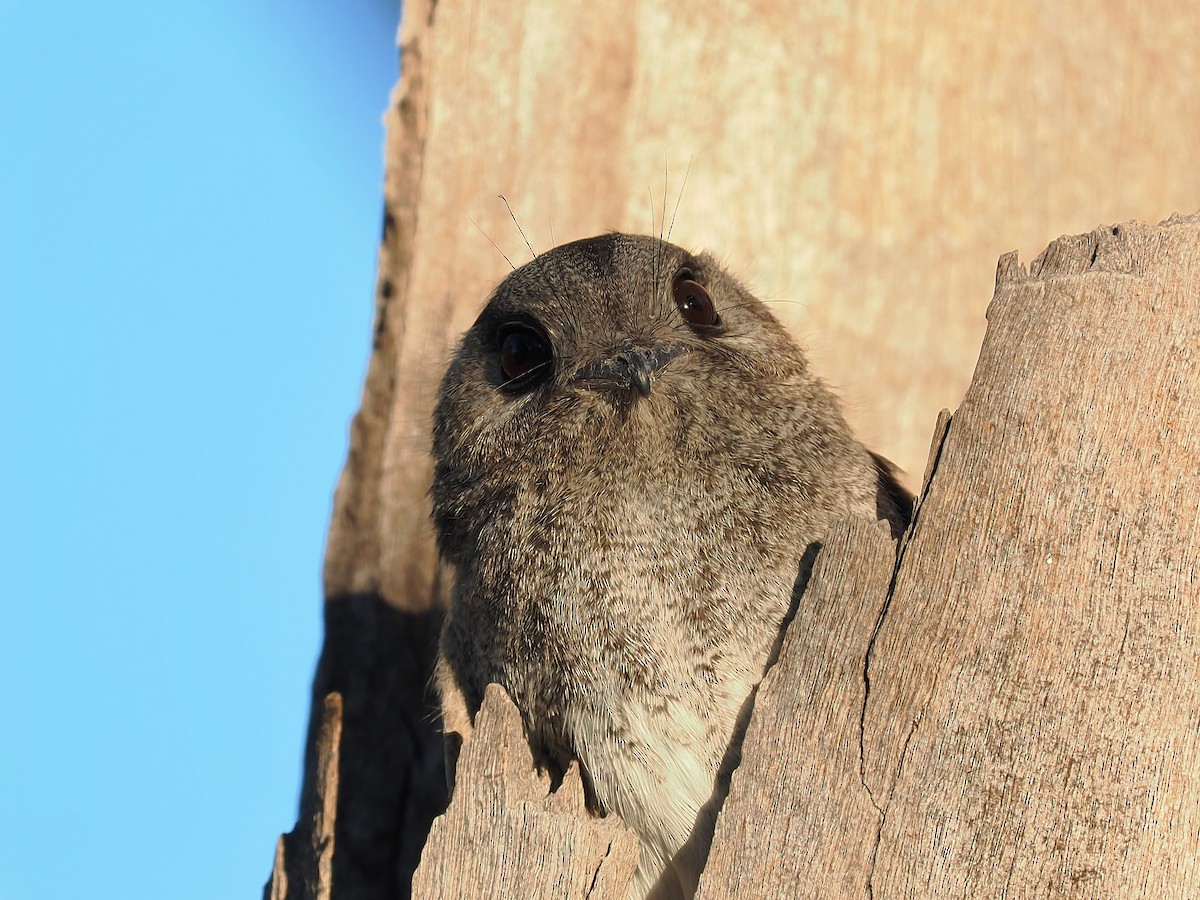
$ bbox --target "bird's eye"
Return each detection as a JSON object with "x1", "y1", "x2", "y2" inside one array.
[
  {"x1": 672, "y1": 274, "x2": 720, "y2": 330},
  {"x1": 497, "y1": 322, "x2": 553, "y2": 390}
]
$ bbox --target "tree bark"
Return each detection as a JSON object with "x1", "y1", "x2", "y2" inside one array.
[
  {"x1": 411, "y1": 685, "x2": 640, "y2": 899},
  {"x1": 267, "y1": 1, "x2": 1200, "y2": 896},
  {"x1": 699, "y1": 215, "x2": 1200, "y2": 897}
]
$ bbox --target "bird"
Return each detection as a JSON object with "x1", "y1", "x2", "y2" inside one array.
[{"x1": 430, "y1": 232, "x2": 911, "y2": 898}]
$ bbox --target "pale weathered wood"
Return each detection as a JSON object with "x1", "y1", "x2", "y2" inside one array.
[
  {"x1": 410, "y1": 684, "x2": 640, "y2": 899},
  {"x1": 310, "y1": 692, "x2": 341, "y2": 900},
  {"x1": 266, "y1": 692, "x2": 343, "y2": 900},
  {"x1": 267, "y1": 837, "x2": 287, "y2": 900},
  {"x1": 855, "y1": 213, "x2": 1200, "y2": 896},
  {"x1": 695, "y1": 517, "x2": 899, "y2": 898}
]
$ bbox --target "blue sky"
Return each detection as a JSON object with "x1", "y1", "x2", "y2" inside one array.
[{"x1": 1, "y1": 2, "x2": 399, "y2": 897}]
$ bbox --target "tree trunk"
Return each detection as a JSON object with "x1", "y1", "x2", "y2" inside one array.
[
  {"x1": 266, "y1": 1, "x2": 1200, "y2": 897},
  {"x1": 698, "y1": 217, "x2": 1200, "y2": 897}
]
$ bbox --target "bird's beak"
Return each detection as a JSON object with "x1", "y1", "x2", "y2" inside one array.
[
  {"x1": 575, "y1": 344, "x2": 684, "y2": 398},
  {"x1": 623, "y1": 351, "x2": 654, "y2": 397}
]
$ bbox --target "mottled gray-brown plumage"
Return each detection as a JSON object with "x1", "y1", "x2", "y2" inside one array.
[{"x1": 431, "y1": 233, "x2": 911, "y2": 898}]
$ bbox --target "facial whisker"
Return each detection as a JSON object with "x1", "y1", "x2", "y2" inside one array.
[
  {"x1": 500, "y1": 194, "x2": 537, "y2": 259},
  {"x1": 470, "y1": 214, "x2": 515, "y2": 270},
  {"x1": 660, "y1": 162, "x2": 668, "y2": 243},
  {"x1": 667, "y1": 156, "x2": 692, "y2": 243},
  {"x1": 498, "y1": 358, "x2": 555, "y2": 393}
]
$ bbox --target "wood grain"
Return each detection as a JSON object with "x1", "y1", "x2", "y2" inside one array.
[
  {"x1": 860, "y1": 214, "x2": 1200, "y2": 896},
  {"x1": 266, "y1": 693, "x2": 342, "y2": 900},
  {"x1": 695, "y1": 517, "x2": 899, "y2": 898},
  {"x1": 410, "y1": 684, "x2": 640, "y2": 899}
]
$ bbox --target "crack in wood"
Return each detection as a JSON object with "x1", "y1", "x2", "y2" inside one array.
[
  {"x1": 860, "y1": 413, "x2": 953, "y2": 896},
  {"x1": 866, "y1": 711, "x2": 926, "y2": 898},
  {"x1": 584, "y1": 839, "x2": 615, "y2": 898}
]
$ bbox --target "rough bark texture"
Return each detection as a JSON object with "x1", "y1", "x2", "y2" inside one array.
[
  {"x1": 410, "y1": 685, "x2": 641, "y2": 899},
  {"x1": 694, "y1": 517, "x2": 899, "y2": 897},
  {"x1": 267, "y1": 1, "x2": 1200, "y2": 897},
  {"x1": 697, "y1": 214, "x2": 1200, "y2": 897},
  {"x1": 270, "y1": 693, "x2": 342, "y2": 900},
  {"x1": 853, "y1": 215, "x2": 1200, "y2": 897}
]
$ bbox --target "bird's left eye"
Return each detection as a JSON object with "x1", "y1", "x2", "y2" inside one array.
[
  {"x1": 497, "y1": 321, "x2": 553, "y2": 391},
  {"x1": 672, "y1": 274, "x2": 720, "y2": 330}
]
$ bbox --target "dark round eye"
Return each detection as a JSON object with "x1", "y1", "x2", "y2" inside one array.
[
  {"x1": 497, "y1": 322, "x2": 553, "y2": 390},
  {"x1": 672, "y1": 275, "x2": 720, "y2": 329}
]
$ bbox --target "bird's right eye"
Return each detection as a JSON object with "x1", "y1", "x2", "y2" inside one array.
[
  {"x1": 672, "y1": 273, "x2": 721, "y2": 330},
  {"x1": 497, "y1": 322, "x2": 554, "y2": 391}
]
